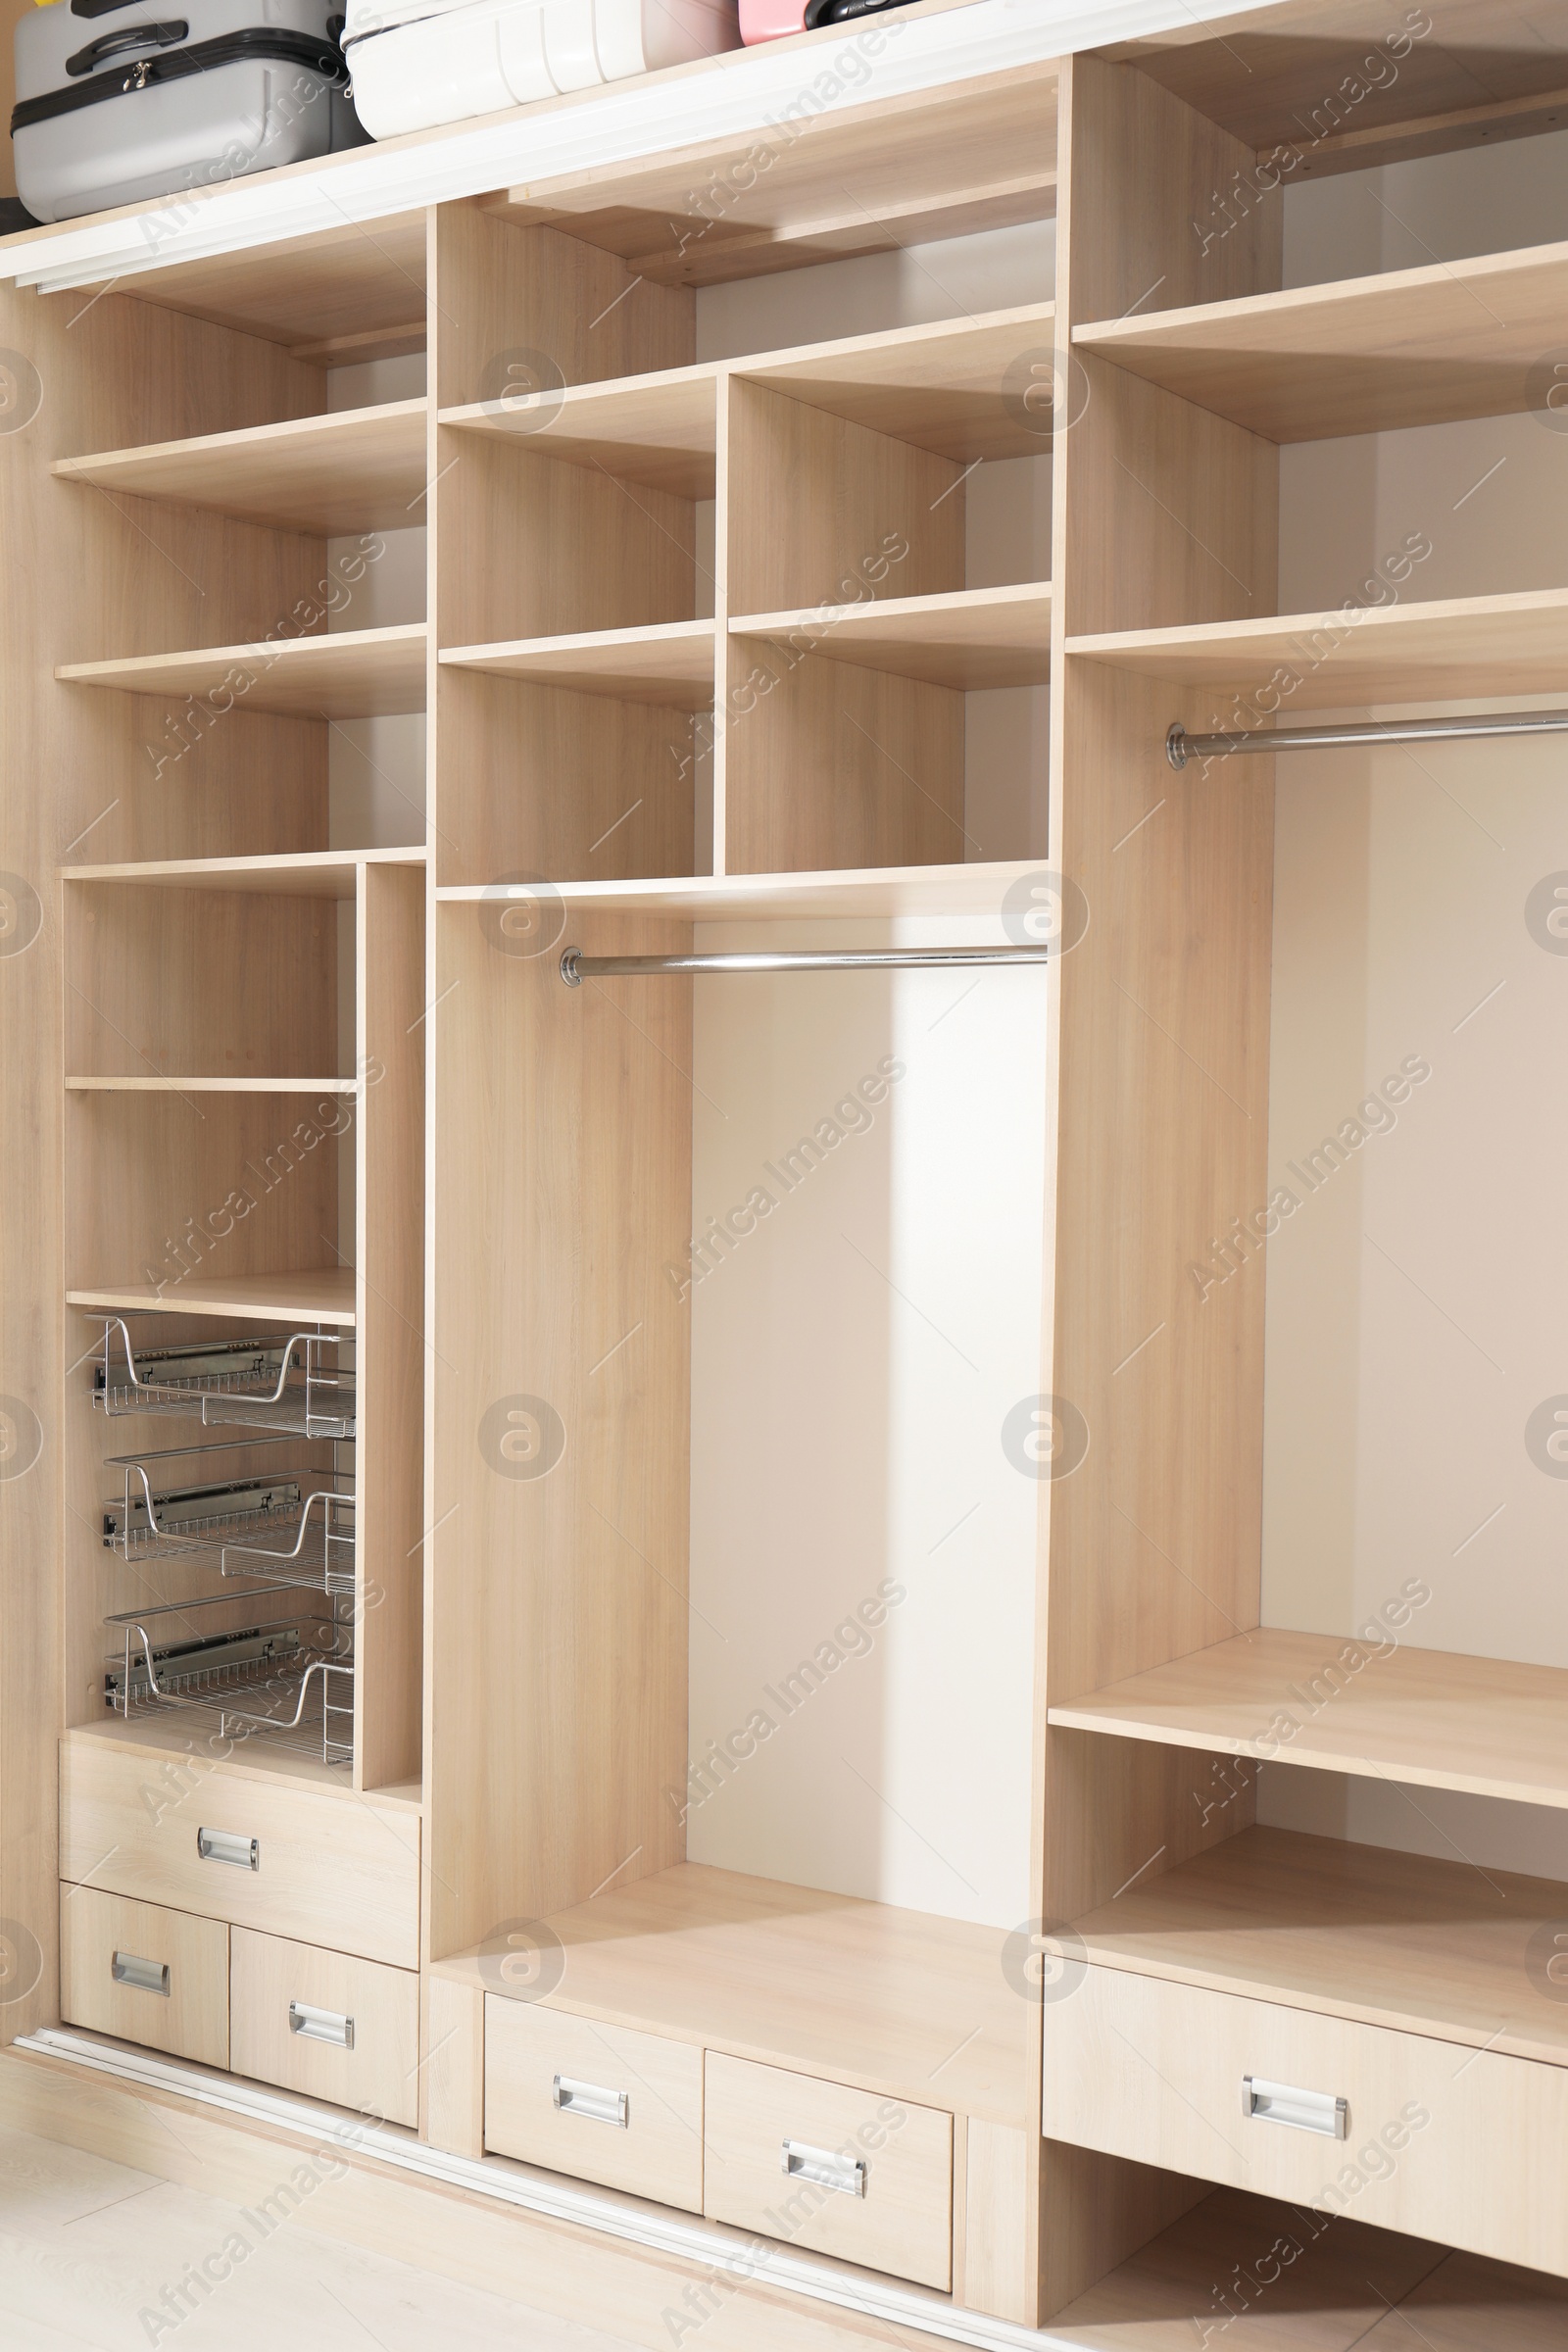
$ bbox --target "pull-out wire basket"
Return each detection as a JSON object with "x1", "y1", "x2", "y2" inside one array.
[
  {"x1": 102, "y1": 1439, "x2": 356, "y2": 1594},
  {"x1": 105, "y1": 1590, "x2": 354, "y2": 1767},
  {"x1": 89, "y1": 1318, "x2": 356, "y2": 1439}
]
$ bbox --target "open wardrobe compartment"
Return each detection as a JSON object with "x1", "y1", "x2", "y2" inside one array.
[{"x1": 2, "y1": 2, "x2": 1568, "y2": 2344}]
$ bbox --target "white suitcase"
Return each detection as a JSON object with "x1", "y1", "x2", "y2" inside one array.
[
  {"x1": 343, "y1": 0, "x2": 738, "y2": 141},
  {"x1": 12, "y1": 0, "x2": 366, "y2": 225}
]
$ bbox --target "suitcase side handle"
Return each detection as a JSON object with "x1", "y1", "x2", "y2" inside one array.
[{"x1": 66, "y1": 20, "x2": 190, "y2": 74}]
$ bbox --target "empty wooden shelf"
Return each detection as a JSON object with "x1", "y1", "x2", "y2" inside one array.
[
  {"x1": 732, "y1": 583, "x2": 1051, "y2": 689},
  {"x1": 1075, "y1": 239, "x2": 1568, "y2": 441},
  {"x1": 55, "y1": 401, "x2": 429, "y2": 535},
  {"x1": 66, "y1": 1076, "x2": 356, "y2": 1093},
  {"x1": 438, "y1": 857, "x2": 1056, "y2": 919},
  {"x1": 1071, "y1": 1825, "x2": 1568, "y2": 2069},
  {"x1": 58, "y1": 624, "x2": 428, "y2": 719},
  {"x1": 1068, "y1": 588, "x2": 1568, "y2": 710},
  {"x1": 440, "y1": 368, "x2": 717, "y2": 499},
  {"x1": 738, "y1": 302, "x2": 1057, "y2": 461},
  {"x1": 63, "y1": 850, "x2": 424, "y2": 897},
  {"x1": 66, "y1": 1268, "x2": 357, "y2": 1325},
  {"x1": 1051, "y1": 1628, "x2": 1568, "y2": 1807},
  {"x1": 440, "y1": 619, "x2": 714, "y2": 707}
]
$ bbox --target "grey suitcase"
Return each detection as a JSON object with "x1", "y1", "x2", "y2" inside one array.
[{"x1": 12, "y1": 0, "x2": 365, "y2": 224}]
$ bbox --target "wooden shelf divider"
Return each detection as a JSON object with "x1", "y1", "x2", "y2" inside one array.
[
  {"x1": 736, "y1": 301, "x2": 1056, "y2": 460},
  {"x1": 440, "y1": 368, "x2": 717, "y2": 499},
  {"x1": 732, "y1": 581, "x2": 1050, "y2": 689},
  {"x1": 1067, "y1": 587, "x2": 1568, "y2": 710},
  {"x1": 58, "y1": 624, "x2": 428, "y2": 720},
  {"x1": 440, "y1": 618, "x2": 714, "y2": 709},
  {"x1": 1074, "y1": 238, "x2": 1568, "y2": 442},
  {"x1": 1050, "y1": 1627, "x2": 1568, "y2": 1808},
  {"x1": 54, "y1": 400, "x2": 429, "y2": 536}
]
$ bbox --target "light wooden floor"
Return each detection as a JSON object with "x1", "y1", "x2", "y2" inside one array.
[{"x1": 0, "y1": 2122, "x2": 633, "y2": 2351}]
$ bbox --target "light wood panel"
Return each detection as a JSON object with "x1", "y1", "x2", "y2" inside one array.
[
  {"x1": 1070, "y1": 587, "x2": 1568, "y2": 710},
  {"x1": 89, "y1": 213, "x2": 429, "y2": 357},
  {"x1": 66, "y1": 1269, "x2": 357, "y2": 1325},
  {"x1": 59, "y1": 1735, "x2": 420, "y2": 1966},
  {"x1": 1051, "y1": 1627, "x2": 1568, "y2": 1807},
  {"x1": 963, "y1": 2122, "x2": 1033, "y2": 2323},
  {"x1": 439, "y1": 858, "x2": 1061, "y2": 917},
  {"x1": 425, "y1": 906, "x2": 691, "y2": 1949},
  {"x1": 60, "y1": 1885, "x2": 228, "y2": 2069},
  {"x1": 1073, "y1": 1824, "x2": 1568, "y2": 2066},
  {"x1": 423, "y1": 1972, "x2": 485, "y2": 2159},
  {"x1": 441, "y1": 621, "x2": 715, "y2": 710},
  {"x1": 64, "y1": 1715, "x2": 359, "y2": 1792},
  {"x1": 488, "y1": 61, "x2": 1059, "y2": 288},
  {"x1": 1076, "y1": 240, "x2": 1568, "y2": 442},
  {"x1": 1044, "y1": 1965, "x2": 1568, "y2": 2278},
  {"x1": 740, "y1": 304, "x2": 1057, "y2": 463},
  {"x1": 59, "y1": 624, "x2": 428, "y2": 721},
  {"x1": 733, "y1": 584, "x2": 1050, "y2": 690},
  {"x1": 66, "y1": 880, "x2": 336, "y2": 1079},
  {"x1": 66, "y1": 1076, "x2": 354, "y2": 1092},
  {"x1": 56, "y1": 402, "x2": 429, "y2": 535},
  {"x1": 441, "y1": 368, "x2": 717, "y2": 500},
  {"x1": 435, "y1": 1859, "x2": 1030, "y2": 2129},
  {"x1": 703, "y1": 2052, "x2": 953, "y2": 2292},
  {"x1": 355, "y1": 862, "x2": 424, "y2": 1794},
  {"x1": 230, "y1": 1927, "x2": 419, "y2": 2125},
  {"x1": 485, "y1": 2001, "x2": 704, "y2": 2209},
  {"x1": 64, "y1": 851, "x2": 422, "y2": 898}
]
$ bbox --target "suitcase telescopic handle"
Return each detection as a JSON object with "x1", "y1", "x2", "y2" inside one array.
[{"x1": 66, "y1": 19, "x2": 189, "y2": 74}]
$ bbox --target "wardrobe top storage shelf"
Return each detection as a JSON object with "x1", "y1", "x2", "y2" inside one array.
[
  {"x1": 1069, "y1": 587, "x2": 1568, "y2": 710},
  {"x1": 733, "y1": 582, "x2": 1050, "y2": 690},
  {"x1": 431, "y1": 1861, "x2": 1032, "y2": 2129},
  {"x1": 1067, "y1": 1825, "x2": 1568, "y2": 2072},
  {"x1": 440, "y1": 621, "x2": 716, "y2": 708},
  {"x1": 436, "y1": 856, "x2": 1059, "y2": 915},
  {"x1": 58, "y1": 624, "x2": 427, "y2": 722},
  {"x1": 54, "y1": 400, "x2": 430, "y2": 537},
  {"x1": 1051, "y1": 1629, "x2": 1568, "y2": 1808},
  {"x1": 1075, "y1": 235, "x2": 1568, "y2": 442}
]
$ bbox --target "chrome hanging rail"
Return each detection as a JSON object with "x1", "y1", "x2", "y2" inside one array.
[
  {"x1": 560, "y1": 945, "x2": 1056, "y2": 985},
  {"x1": 1166, "y1": 709, "x2": 1568, "y2": 769}
]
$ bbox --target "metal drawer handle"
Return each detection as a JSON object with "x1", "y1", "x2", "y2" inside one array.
[
  {"x1": 111, "y1": 1950, "x2": 170, "y2": 1996},
  {"x1": 289, "y1": 2000, "x2": 354, "y2": 2049},
  {"x1": 552, "y1": 2074, "x2": 627, "y2": 2128},
  {"x1": 781, "y1": 2139, "x2": 866, "y2": 2197},
  {"x1": 197, "y1": 1827, "x2": 258, "y2": 1870},
  {"x1": 1243, "y1": 2076, "x2": 1348, "y2": 2138}
]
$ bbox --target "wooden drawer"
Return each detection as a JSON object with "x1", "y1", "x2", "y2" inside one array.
[
  {"x1": 1044, "y1": 1966, "x2": 1568, "y2": 2278},
  {"x1": 229, "y1": 1928, "x2": 419, "y2": 2126},
  {"x1": 484, "y1": 1999, "x2": 704, "y2": 2211},
  {"x1": 59, "y1": 1740, "x2": 419, "y2": 1969},
  {"x1": 703, "y1": 2053, "x2": 952, "y2": 2290},
  {"x1": 60, "y1": 1885, "x2": 228, "y2": 2068}
]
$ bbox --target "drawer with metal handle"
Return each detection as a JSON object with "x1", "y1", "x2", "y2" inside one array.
[
  {"x1": 484, "y1": 1999, "x2": 704, "y2": 2210},
  {"x1": 229, "y1": 1928, "x2": 417, "y2": 2124},
  {"x1": 60, "y1": 1737, "x2": 419, "y2": 1967},
  {"x1": 60, "y1": 1884, "x2": 228, "y2": 2067},
  {"x1": 1042, "y1": 1963, "x2": 1568, "y2": 2277},
  {"x1": 703, "y1": 2053, "x2": 953, "y2": 2289}
]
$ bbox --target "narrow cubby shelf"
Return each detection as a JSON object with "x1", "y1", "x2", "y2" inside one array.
[
  {"x1": 735, "y1": 300, "x2": 1057, "y2": 459},
  {"x1": 1050, "y1": 1628, "x2": 1568, "y2": 1807},
  {"x1": 437, "y1": 856, "x2": 1048, "y2": 917},
  {"x1": 440, "y1": 619, "x2": 714, "y2": 708},
  {"x1": 66, "y1": 1077, "x2": 356, "y2": 1093},
  {"x1": 1074, "y1": 238, "x2": 1568, "y2": 442},
  {"x1": 54, "y1": 400, "x2": 430, "y2": 536},
  {"x1": 57, "y1": 623, "x2": 428, "y2": 719},
  {"x1": 63, "y1": 849, "x2": 424, "y2": 896},
  {"x1": 1069, "y1": 1825, "x2": 1568, "y2": 2071},
  {"x1": 66, "y1": 1269, "x2": 357, "y2": 1325},
  {"x1": 1068, "y1": 587, "x2": 1568, "y2": 710},
  {"x1": 430, "y1": 1862, "x2": 1031, "y2": 2129},
  {"x1": 440, "y1": 368, "x2": 717, "y2": 499},
  {"x1": 731, "y1": 582, "x2": 1050, "y2": 690}
]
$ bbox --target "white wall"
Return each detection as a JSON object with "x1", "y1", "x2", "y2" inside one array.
[
  {"x1": 685, "y1": 921, "x2": 1049, "y2": 1928},
  {"x1": 1258, "y1": 143, "x2": 1568, "y2": 1876}
]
